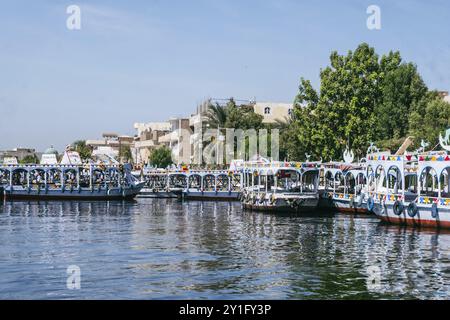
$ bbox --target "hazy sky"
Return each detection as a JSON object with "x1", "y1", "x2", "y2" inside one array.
[{"x1": 1, "y1": 0, "x2": 449, "y2": 151}]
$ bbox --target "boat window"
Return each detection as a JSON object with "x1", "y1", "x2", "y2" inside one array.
[
  {"x1": 302, "y1": 170, "x2": 319, "y2": 192},
  {"x1": 439, "y1": 168, "x2": 450, "y2": 198},
  {"x1": 345, "y1": 172, "x2": 356, "y2": 195},
  {"x1": 419, "y1": 167, "x2": 439, "y2": 198},
  {"x1": 324, "y1": 171, "x2": 334, "y2": 191}
]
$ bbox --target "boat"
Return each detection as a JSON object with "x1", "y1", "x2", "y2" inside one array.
[
  {"x1": 240, "y1": 159, "x2": 321, "y2": 213},
  {"x1": 319, "y1": 147, "x2": 369, "y2": 213},
  {"x1": 366, "y1": 130, "x2": 450, "y2": 228},
  {"x1": 181, "y1": 170, "x2": 241, "y2": 201},
  {"x1": 320, "y1": 162, "x2": 368, "y2": 213},
  {"x1": 0, "y1": 151, "x2": 145, "y2": 200}
]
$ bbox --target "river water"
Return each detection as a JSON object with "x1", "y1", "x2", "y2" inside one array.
[{"x1": 0, "y1": 198, "x2": 448, "y2": 299}]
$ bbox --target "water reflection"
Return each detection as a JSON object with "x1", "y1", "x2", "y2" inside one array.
[{"x1": 0, "y1": 199, "x2": 448, "y2": 299}]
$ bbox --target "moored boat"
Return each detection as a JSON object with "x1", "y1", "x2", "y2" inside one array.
[
  {"x1": 367, "y1": 131, "x2": 450, "y2": 228},
  {"x1": 240, "y1": 159, "x2": 321, "y2": 213},
  {"x1": 318, "y1": 147, "x2": 369, "y2": 213},
  {"x1": 320, "y1": 161, "x2": 368, "y2": 214},
  {"x1": 0, "y1": 162, "x2": 145, "y2": 200}
]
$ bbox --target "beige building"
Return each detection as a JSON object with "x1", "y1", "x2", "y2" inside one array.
[
  {"x1": 252, "y1": 102, "x2": 293, "y2": 124},
  {"x1": 133, "y1": 122, "x2": 171, "y2": 164},
  {"x1": 159, "y1": 118, "x2": 192, "y2": 165},
  {"x1": 86, "y1": 133, "x2": 134, "y2": 162},
  {"x1": 0, "y1": 147, "x2": 39, "y2": 164},
  {"x1": 439, "y1": 91, "x2": 450, "y2": 104}
]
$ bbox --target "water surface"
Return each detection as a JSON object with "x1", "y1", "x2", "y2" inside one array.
[{"x1": 0, "y1": 199, "x2": 448, "y2": 299}]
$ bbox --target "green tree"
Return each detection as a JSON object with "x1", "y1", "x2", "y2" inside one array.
[
  {"x1": 204, "y1": 101, "x2": 229, "y2": 129},
  {"x1": 286, "y1": 43, "x2": 432, "y2": 161},
  {"x1": 149, "y1": 146, "x2": 173, "y2": 168},
  {"x1": 225, "y1": 104, "x2": 264, "y2": 130},
  {"x1": 409, "y1": 97, "x2": 450, "y2": 149},
  {"x1": 20, "y1": 155, "x2": 38, "y2": 164},
  {"x1": 72, "y1": 140, "x2": 92, "y2": 160},
  {"x1": 119, "y1": 145, "x2": 132, "y2": 162},
  {"x1": 375, "y1": 59, "x2": 428, "y2": 140}
]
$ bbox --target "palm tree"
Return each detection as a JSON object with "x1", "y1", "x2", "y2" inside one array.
[
  {"x1": 272, "y1": 115, "x2": 293, "y2": 131},
  {"x1": 204, "y1": 102, "x2": 228, "y2": 129}
]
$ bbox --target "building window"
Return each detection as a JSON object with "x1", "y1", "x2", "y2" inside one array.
[
  {"x1": 264, "y1": 107, "x2": 271, "y2": 115},
  {"x1": 288, "y1": 108, "x2": 293, "y2": 115}
]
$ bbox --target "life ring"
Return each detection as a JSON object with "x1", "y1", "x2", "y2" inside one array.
[
  {"x1": 407, "y1": 202, "x2": 419, "y2": 218},
  {"x1": 393, "y1": 200, "x2": 404, "y2": 216},
  {"x1": 366, "y1": 196, "x2": 375, "y2": 211},
  {"x1": 431, "y1": 203, "x2": 439, "y2": 219}
]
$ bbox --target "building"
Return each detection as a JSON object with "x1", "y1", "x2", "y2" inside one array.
[
  {"x1": 252, "y1": 102, "x2": 293, "y2": 124},
  {"x1": 0, "y1": 147, "x2": 39, "y2": 164},
  {"x1": 193, "y1": 98, "x2": 293, "y2": 124},
  {"x1": 159, "y1": 118, "x2": 192, "y2": 165},
  {"x1": 132, "y1": 122, "x2": 171, "y2": 164},
  {"x1": 439, "y1": 91, "x2": 450, "y2": 104},
  {"x1": 40, "y1": 146, "x2": 59, "y2": 165},
  {"x1": 86, "y1": 133, "x2": 134, "y2": 162}
]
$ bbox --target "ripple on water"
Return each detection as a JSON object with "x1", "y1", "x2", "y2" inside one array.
[{"x1": 0, "y1": 199, "x2": 449, "y2": 299}]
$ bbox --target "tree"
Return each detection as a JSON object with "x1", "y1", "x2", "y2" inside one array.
[
  {"x1": 225, "y1": 104, "x2": 264, "y2": 130},
  {"x1": 72, "y1": 140, "x2": 92, "y2": 160},
  {"x1": 375, "y1": 59, "x2": 428, "y2": 140},
  {"x1": 204, "y1": 101, "x2": 229, "y2": 129},
  {"x1": 149, "y1": 146, "x2": 173, "y2": 168},
  {"x1": 409, "y1": 97, "x2": 450, "y2": 149},
  {"x1": 20, "y1": 155, "x2": 38, "y2": 164},
  {"x1": 286, "y1": 43, "x2": 432, "y2": 161},
  {"x1": 119, "y1": 145, "x2": 132, "y2": 162}
]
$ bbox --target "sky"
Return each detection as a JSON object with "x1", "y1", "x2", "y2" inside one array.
[{"x1": 0, "y1": 0, "x2": 449, "y2": 151}]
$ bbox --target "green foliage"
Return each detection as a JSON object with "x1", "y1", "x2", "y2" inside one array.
[
  {"x1": 149, "y1": 146, "x2": 173, "y2": 168},
  {"x1": 284, "y1": 43, "x2": 443, "y2": 161},
  {"x1": 409, "y1": 97, "x2": 450, "y2": 149},
  {"x1": 119, "y1": 145, "x2": 132, "y2": 162},
  {"x1": 72, "y1": 140, "x2": 92, "y2": 160},
  {"x1": 225, "y1": 104, "x2": 264, "y2": 130},
  {"x1": 204, "y1": 98, "x2": 264, "y2": 131},
  {"x1": 204, "y1": 102, "x2": 228, "y2": 129},
  {"x1": 20, "y1": 155, "x2": 38, "y2": 164},
  {"x1": 375, "y1": 60, "x2": 428, "y2": 140}
]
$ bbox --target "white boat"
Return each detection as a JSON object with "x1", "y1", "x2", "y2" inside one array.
[
  {"x1": 366, "y1": 131, "x2": 450, "y2": 228},
  {"x1": 240, "y1": 160, "x2": 321, "y2": 213},
  {"x1": 320, "y1": 161, "x2": 369, "y2": 214}
]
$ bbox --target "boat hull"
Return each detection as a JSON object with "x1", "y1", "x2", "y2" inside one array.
[
  {"x1": 137, "y1": 188, "x2": 179, "y2": 198},
  {"x1": 373, "y1": 202, "x2": 450, "y2": 229},
  {"x1": 318, "y1": 192, "x2": 369, "y2": 214},
  {"x1": 183, "y1": 191, "x2": 240, "y2": 201},
  {"x1": 242, "y1": 196, "x2": 319, "y2": 213},
  {"x1": 3, "y1": 185, "x2": 143, "y2": 201}
]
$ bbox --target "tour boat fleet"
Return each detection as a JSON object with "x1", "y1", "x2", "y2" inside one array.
[{"x1": 1, "y1": 129, "x2": 449, "y2": 229}]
